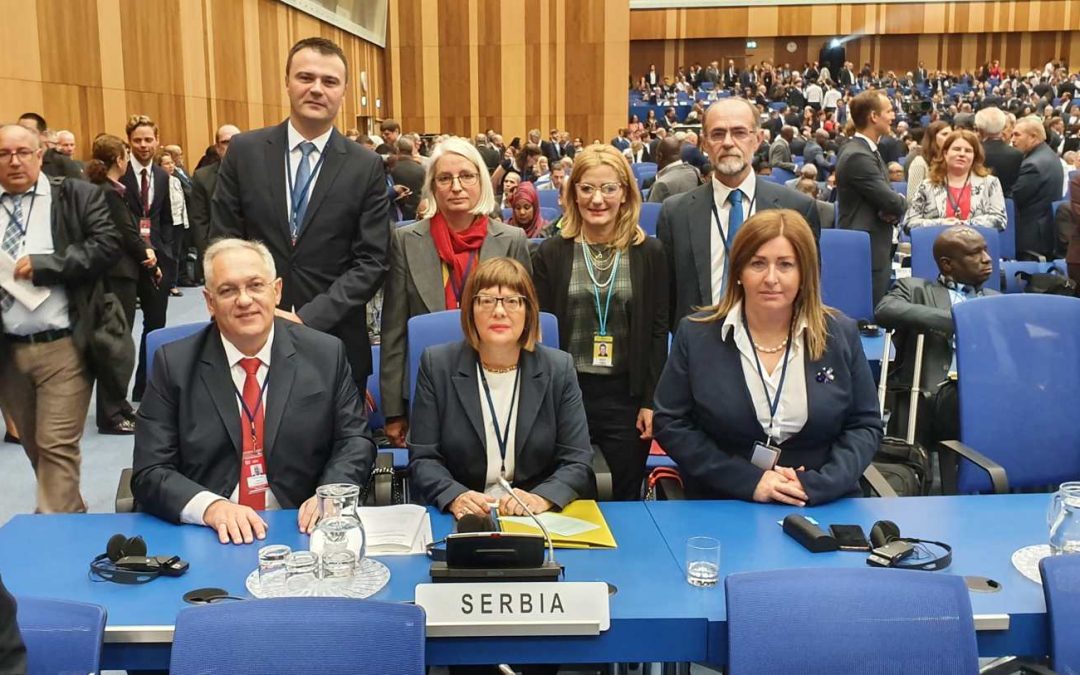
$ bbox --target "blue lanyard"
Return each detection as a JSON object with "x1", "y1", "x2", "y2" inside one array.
[
  {"x1": 234, "y1": 372, "x2": 270, "y2": 447},
  {"x1": 710, "y1": 191, "x2": 756, "y2": 286},
  {"x1": 742, "y1": 312, "x2": 793, "y2": 444},
  {"x1": 449, "y1": 252, "x2": 477, "y2": 305},
  {"x1": 581, "y1": 243, "x2": 621, "y2": 336},
  {"x1": 478, "y1": 363, "x2": 520, "y2": 476},
  {"x1": 285, "y1": 148, "x2": 327, "y2": 229},
  {"x1": 1, "y1": 191, "x2": 36, "y2": 237}
]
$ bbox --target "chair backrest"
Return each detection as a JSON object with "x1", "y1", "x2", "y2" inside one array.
[
  {"x1": 17, "y1": 596, "x2": 106, "y2": 675},
  {"x1": 169, "y1": 598, "x2": 425, "y2": 675},
  {"x1": 909, "y1": 225, "x2": 1000, "y2": 285},
  {"x1": 953, "y1": 295, "x2": 1080, "y2": 492},
  {"x1": 770, "y1": 167, "x2": 796, "y2": 185},
  {"x1": 639, "y1": 202, "x2": 662, "y2": 236},
  {"x1": 1001, "y1": 198, "x2": 1017, "y2": 260},
  {"x1": 146, "y1": 322, "x2": 210, "y2": 380},
  {"x1": 1000, "y1": 260, "x2": 1053, "y2": 294},
  {"x1": 1040, "y1": 554, "x2": 1080, "y2": 673},
  {"x1": 819, "y1": 229, "x2": 874, "y2": 320},
  {"x1": 539, "y1": 206, "x2": 562, "y2": 221},
  {"x1": 407, "y1": 310, "x2": 559, "y2": 406},
  {"x1": 725, "y1": 568, "x2": 978, "y2": 675},
  {"x1": 630, "y1": 162, "x2": 657, "y2": 178},
  {"x1": 537, "y1": 190, "x2": 562, "y2": 210},
  {"x1": 890, "y1": 181, "x2": 907, "y2": 196},
  {"x1": 367, "y1": 345, "x2": 385, "y2": 430}
]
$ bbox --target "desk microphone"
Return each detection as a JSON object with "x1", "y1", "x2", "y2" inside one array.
[{"x1": 498, "y1": 477, "x2": 557, "y2": 570}]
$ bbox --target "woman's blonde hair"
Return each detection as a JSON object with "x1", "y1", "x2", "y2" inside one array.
[
  {"x1": 460, "y1": 257, "x2": 540, "y2": 352},
  {"x1": 693, "y1": 209, "x2": 834, "y2": 359},
  {"x1": 559, "y1": 144, "x2": 646, "y2": 250},
  {"x1": 418, "y1": 136, "x2": 497, "y2": 220},
  {"x1": 928, "y1": 129, "x2": 989, "y2": 184}
]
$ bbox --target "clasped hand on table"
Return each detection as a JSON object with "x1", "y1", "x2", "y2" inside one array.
[
  {"x1": 450, "y1": 489, "x2": 552, "y2": 520},
  {"x1": 753, "y1": 466, "x2": 807, "y2": 507}
]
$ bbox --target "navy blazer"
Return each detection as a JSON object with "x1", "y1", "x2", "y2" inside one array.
[
  {"x1": 121, "y1": 162, "x2": 175, "y2": 260},
  {"x1": 653, "y1": 312, "x2": 882, "y2": 505},
  {"x1": 132, "y1": 319, "x2": 377, "y2": 523},
  {"x1": 408, "y1": 341, "x2": 596, "y2": 512}
]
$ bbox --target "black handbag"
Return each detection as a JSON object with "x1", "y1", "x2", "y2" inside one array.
[{"x1": 1018, "y1": 269, "x2": 1077, "y2": 296}]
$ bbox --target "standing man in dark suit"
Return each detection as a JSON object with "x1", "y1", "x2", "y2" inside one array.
[
  {"x1": 976, "y1": 107, "x2": 1022, "y2": 197},
  {"x1": 835, "y1": 90, "x2": 907, "y2": 304},
  {"x1": 540, "y1": 128, "x2": 564, "y2": 164},
  {"x1": 133, "y1": 239, "x2": 376, "y2": 543},
  {"x1": 1011, "y1": 117, "x2": 1064, "y2": 259},
  {"x1": 804, "y1": 129, "x2": 836, "y2": 178},
  {"x1": 212, "y1": 37, "x2": 391, "y2": 390},
  {"x1": 656, "y1": 98, "x2": 821, "y2": 329},
  {"x1": 17, "y1": 113, "x2": 83, "y2": 180},
  {"x1": 121, "y1": 114, "x2": 174, "y2": 401},
  {"x1": 189, "y1": 124, "x2": 240, "y2": 286},
  {"x1": 390, "y1": 137, "x2": 425, "y2": 221}
]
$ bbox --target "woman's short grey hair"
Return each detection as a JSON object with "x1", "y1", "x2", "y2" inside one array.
[
  {"x1": 203, "y1": 238, "x2": 276, "y2": 289},
  {"x1": 418, "y1": 136, "x2": 496, "y2": 220}
]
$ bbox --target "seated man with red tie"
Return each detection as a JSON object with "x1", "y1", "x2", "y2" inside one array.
[{"x1": 133, "y1": 238, "x2": 376, "y2": 544}]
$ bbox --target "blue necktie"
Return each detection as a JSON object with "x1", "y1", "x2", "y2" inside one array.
[
  {"x1": 1, "y1": 194, "x2": 26, "y2": 311},
  {"x1": 290, "y1": 141, "x2": 317, "y2": 241},
  {"x1": 727, "y1": 188, "x2": 744, "y2": 244}
]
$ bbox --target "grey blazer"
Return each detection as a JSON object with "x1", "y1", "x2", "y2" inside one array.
[
  {"x1": 408, "y1": 341, "x2": 595, "y2": 512},
  {"x1": 656, "y1": 179, "x2": 822, "y2": 330},
  {"x1": 647, "y1": 162, "x2": 702, "y2": 203},
  {"x1": 906, "y1": 173, "x2": 1007, "y2": 231},
  {"x1": 768, "y1": 138, "x2": 796, "y2": 172},
  {"x1": 380, "y1": 218, "x2": 533, "y2": 419}
]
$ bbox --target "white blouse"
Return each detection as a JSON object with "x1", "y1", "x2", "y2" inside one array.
[
  {"x1": 168, "y1": 174, "x2": 188, "y2": 228},
  {"x1": 476, "y1": 365, "x2": 519, "y2": 496}
]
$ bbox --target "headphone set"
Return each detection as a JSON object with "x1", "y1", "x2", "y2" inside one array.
[
  {"x1": 868, "y1": 520, "x2": 953, "y2": 571},
  {"x1": 89, "y1": 534, "x2": 189, "y2": 584}
]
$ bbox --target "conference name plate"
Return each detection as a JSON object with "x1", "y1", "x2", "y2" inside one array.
[{"x1": 415, "y1": 581, "x2": 611, "y2": 638}]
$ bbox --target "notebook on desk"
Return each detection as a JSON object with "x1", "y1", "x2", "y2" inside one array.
[{"x1": 498, "y1": 500, "x2": 617, "y2": 549}]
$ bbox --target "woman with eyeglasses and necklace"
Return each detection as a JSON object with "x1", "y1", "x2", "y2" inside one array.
[
  {"x1": 381, "y1": 138, "x2": 533, "y2": 448},
  {"x1": 409, "y1": 257, "x2": 595, "y2": 519},
  {"x1": 532, "y1": 144, "x2": 669, "y2": 501}
]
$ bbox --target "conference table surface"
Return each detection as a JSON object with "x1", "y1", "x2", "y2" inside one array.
[{"x1": 0, "y1": 495, "x2": 1051, "y2": 669}]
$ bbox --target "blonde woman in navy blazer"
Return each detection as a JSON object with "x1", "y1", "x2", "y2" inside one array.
[{"x1": 653, "y1": 209, "x2": 882, "y2": 505}]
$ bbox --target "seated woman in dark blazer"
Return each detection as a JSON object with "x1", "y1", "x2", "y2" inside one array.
[
  {"x1": 408, "y1": 257, "x2": 595, "y2": 520},
  {"x1": 653, "y1": 209, "x2": 882, "y2": 506}
]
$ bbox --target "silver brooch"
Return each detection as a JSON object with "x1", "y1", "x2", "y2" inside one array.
[{"x1": 816, "y1": 367, "x2": 835, "y2": 384}]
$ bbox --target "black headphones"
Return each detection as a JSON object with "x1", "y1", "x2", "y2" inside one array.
[
  {"x1": 869, "y1": 520, "x2": 953, "y2": 571},
  {"x1": 89, "y1": 534, "x2": 188, "y2": 584}
]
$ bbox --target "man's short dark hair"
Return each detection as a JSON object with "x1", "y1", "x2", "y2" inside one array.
[
  {"x1": 17, "y1": 112, "x2": 47, "y2": 133},
  {"x1": 395, "y1": 137, "x2": 415, "y2": 154},
  {"x1": 382, "y1": 120, "x2": 401, "y2": 133},
  {"x1": 285, "y1": 37, "x2": 348, "y2": 82},
  {"x1": 850, "y1": 90, "x2": 888, "y2": 130}
]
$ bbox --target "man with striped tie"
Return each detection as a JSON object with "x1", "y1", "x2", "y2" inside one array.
[{"x1": 0, "y1": 123, "x2": 119, "y2": 513}]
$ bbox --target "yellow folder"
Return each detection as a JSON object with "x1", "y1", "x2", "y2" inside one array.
[{"x1": 497, "y1": 499, "x2": 617, "y2": 549}]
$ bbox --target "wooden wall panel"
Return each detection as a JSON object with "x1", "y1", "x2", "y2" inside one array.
[
  {"x1": 0, "y1": 0, "x2": 386, "y2": 161},
  {"x1": 386, "y1": 0, "x2": 629, "y2": 144}
]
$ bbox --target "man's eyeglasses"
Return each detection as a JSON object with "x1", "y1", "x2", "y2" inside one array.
[
  {"x1": 473, "y1": 295, "x2": 526, "y2": 312},
  {"x1": 575, "y1": 183, "x2": 623, "y2": 198},
  {"x1": 214, "y1": 281, "x2": 271, "y2": 301},
  {"x1": 435, "y1": 172, "x2": 480, "y2": 188},
  {"x1": 0, "y1": 149, "x2": 37, "y2": 163},
  {"x1": 706, "y1": 127, "x2": 753, "y2": 143}
]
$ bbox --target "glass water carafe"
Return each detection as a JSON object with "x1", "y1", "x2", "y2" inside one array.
[
  {"x1": 1048, "y1": 482, "x2": 1080, "y2": 555},
  {"x1": 309, "y1": 483, "x2": 366, "y2": 562}
]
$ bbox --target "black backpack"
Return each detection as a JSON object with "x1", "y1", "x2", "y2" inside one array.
[{"x1": 872, "y1": 332, "x2": 933, "y2": 496}]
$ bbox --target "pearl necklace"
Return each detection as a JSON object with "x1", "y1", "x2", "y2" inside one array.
[
  {"x1": 753, "y1": 337, "x2": 789, "y2": 354},
  {"x1": 481, "y1": 362, "x2": 518, "y2": 374}
]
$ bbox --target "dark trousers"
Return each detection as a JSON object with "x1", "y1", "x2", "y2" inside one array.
[
  {"x1": 96, "y1": 277, "x2": 138, "y2": 426},
  {"x1": 871, "y1": 265, "x2": 891, "y2": 307},
  {"x1": 579, "y1": 373, "x2": 650, "y2": 501},
  {"x1": 133, "y1": 257, "x2": 174, "y2": 400},
  {"x1": 170, "y1": 229, "x2": 185, "y2": 287}
]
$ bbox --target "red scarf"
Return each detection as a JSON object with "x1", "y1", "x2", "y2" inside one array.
[{"x1": 430, "y1": 212, "x2": 488, "y2": 309}]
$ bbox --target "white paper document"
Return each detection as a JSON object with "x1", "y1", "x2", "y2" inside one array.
[
  {"x1": 0, "y1": 250, "x2": 49, "y2": 311},
  {"x1": 360, "y1": 504, "x2": 433, "y2": 555},
  {"x1": 500, "y1": 512, "x2": 600, "y2": 537}
]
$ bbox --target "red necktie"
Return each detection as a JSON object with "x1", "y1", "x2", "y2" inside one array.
[
  {"x1": 140, "y1": 168, "x2": 150, "y2": 216},
  {"x1": 238, "y1": 357, "x2": 266, "y2": 510}
]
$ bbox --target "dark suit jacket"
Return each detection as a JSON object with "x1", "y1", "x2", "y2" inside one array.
[
  {"x1": 653, "y1": 313, "x2": 882, "y2": 504},
  {"x1": 390, "y1": 157, "x2": 425, "y2": 221},
  {"x1": 803, "y1": 140, "x2": 835, "y2": 177},
  {"x1": 655, "y1": 179, "x2": 822, "y2": 330},
  {"x1": 132, "y1": 319, "x2": 377, "y2": 523},
  {"x1": 982, "y1": 138, "x2": 1023, "y2": 197},
  {"x1": 0, "y1": 574, "x2": 25, "y2": 675},
  {"x1": 877, "y1": 135, "x2": 902, "y2": 165},
  {"x1": 1069, "y1": 173, "x2": 1080, "y2": 265},
  {"x1": 41, "y1": 148, "x2": 83, "y2": 180},
  {"x1": 189, "y1": 163, "x2": 219, "y2": 243},
  {"x1": 532, "y1": 235, "x2": 669, "y2": 407},
  {"x1": 408, "y1": 341, "x2": 596, "y2": 511},
  {"x1": 121, "y1": 161, "x2": 174, "y2": 260},
  {"x1": 210, "y1": 121, "x2": 391, "y2": 382},
  {"x1": 540, "y1": 139, "x2": 564, "y2": 164},
  {"x1": 1012, "y1": 142, "x2": 1064, "y2": 258},
  {"x1": 99, "y1": 181, "x2": 148, "y2": 280},
  {"x1": 380, "y1": 218, "x2": 533, "y2": 419}
]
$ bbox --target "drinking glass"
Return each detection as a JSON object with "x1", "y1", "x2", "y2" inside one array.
[
  {"x1": 1049, "y1": 483, "x2": 1080, "y2": 555},
  {"x1": 284, "y1": 551, "x2": 319, "y2": 594},
  {"x1": 320, "y1": 550, "x2": 357, "y2": 596},
  {"x1": 686, "y1": 536, "x2": 721, "y2": 587},
  {"x1": 257, "y1": 544, "x2": 292, "y2": 595}
]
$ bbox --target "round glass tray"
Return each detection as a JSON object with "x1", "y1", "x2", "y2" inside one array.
[
  {"x1": 1011, "y1": 544, "x2": 1051, "y2": 584},
  {"x1": 246, "y1": 556, "x2": 390, "y2": 598}
]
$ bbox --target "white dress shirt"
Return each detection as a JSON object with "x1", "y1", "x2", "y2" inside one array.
[
  {"x1": 710, "y1": 172, "x2": 758, "y2": 304},
  {"x1": 721, "y1": 302, "x2": 808, "y2": 444},
  {"x1": 179, "y1": 327, "x2": 282, "y2": 524},
  {"x1": 477, "y1": 365, "x2": 519, "y2": 497},
  {"x1": 128, "y1": 155, "x2": 155, "y2": 207},
  {"x1": 1, "y1": 174, "x2": 70, "y2": 335},
  {"x1": 823, "y1": 88, "x2": 842, "y2": 110},
  {"x1": 285, "y1": 123, "x2": 333, "y2": 219}
]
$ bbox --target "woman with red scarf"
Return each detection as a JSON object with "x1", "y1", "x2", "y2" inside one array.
[{"x1": 381, "y1": 137, "x2": 533, "y2": 447}]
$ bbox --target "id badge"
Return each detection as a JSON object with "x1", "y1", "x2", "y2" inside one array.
[
  {"x1": 242, "y1": 448, "x2": 269, "y2": 493},
  {"x1": 592, "y1": 334, "x2": 614, "y2": 367},
  {"x1": 750, "y1": 441, "x2": 781, "y2": 471},
  {"x1": 139, "y1": 217, "x2": 152, "y2": 242}
]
